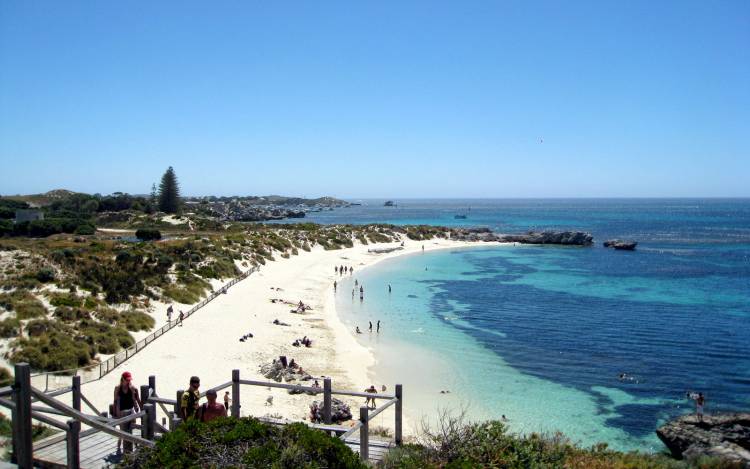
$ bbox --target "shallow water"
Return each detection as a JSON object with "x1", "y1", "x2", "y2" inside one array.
[{"x1": 326, "y1": 200, "x2": 750, "y2": 452}]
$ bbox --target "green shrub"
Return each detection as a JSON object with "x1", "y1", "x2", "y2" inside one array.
[
  {"x1": 118, "y1": 310, "x2": 155, "y2": 332},
  {"x1": 120, "y1": 418, "x2": 367, "y2": 469},
  {"x1": 0, "y1": 290, "x2": 48, "y2": 320},
  {"x1": 135, "y1": 228, "x2": 162, "y2": 241},
  {"x1": 35, "y1": 267, "x2": 55, "y2": 283},
  {"x1": 10, "y1": 321, "x2": 91, "y2": 371},
  {"x1": 0, "y1": 318, "x2": 20, "y2": 338},
  {"x1": 49, "y1": 293, "x2": 83, "y2": 308},
  {"x1": 0, "y1": 367, "x2": 11, "y2": 387}
]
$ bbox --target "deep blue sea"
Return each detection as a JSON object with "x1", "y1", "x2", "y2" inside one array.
[{"x1": 286, "y1": 199, "x2": 750, "y2": 451}]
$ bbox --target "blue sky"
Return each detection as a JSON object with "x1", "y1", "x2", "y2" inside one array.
[{"x1": 1, "y1": 1, "x2": 748, "y2": 198}]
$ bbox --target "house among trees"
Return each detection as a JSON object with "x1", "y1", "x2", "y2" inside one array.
[{"x1": 14, "y1": 209, "x2": 44, "y2": 224}]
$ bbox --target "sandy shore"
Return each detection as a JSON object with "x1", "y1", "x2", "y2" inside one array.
[{"x1": 81, "y1": 237, "x2": 496, "y2": 432}]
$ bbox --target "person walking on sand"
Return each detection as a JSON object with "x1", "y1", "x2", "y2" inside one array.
[
  {"x1": 349, "y1": 266, "x2": 353, "y2": 275},
  {"x1": 359, "y1": 286, "x2": 364, "y2": 301},
  {"x1": 369, "y1": 321, "x2": 372, "y2": 332},
  {"x1": 364, "y1": 385, "x2": 378, "y2": 408},
  {"x1": 377, "y1": 320, "x2": 381, "y2": 333},
  {"x1": 335, "y1": 266, "x2": 338, "y2": 274},
  {"x1": 334, "y1": 280, "x2": 337, "y2": 292},
  {"x1": 352, "y1": 288, "x2": 355, "y2": 299},
  {"x1": 113, "y1": 372, "x2": 142, "y2": 454},
  {"x1": 355, "y1": 279, "x2": 358, "y2": 287}
]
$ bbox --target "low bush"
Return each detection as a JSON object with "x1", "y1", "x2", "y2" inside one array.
[
  {"x1": 0, "y1": 318, "x2": 20, "y2": 338},
  {"x1": 135, "y1": 228, "x2": 162, "y2": 241},
  {"x1": 117, "y1": 310, "x2": 155, "y2": 332},
  {"x1": 49, "y1": 292, "x2": 83, "y2": 308},
  {"x1": 119, "y1": 417, "x2": 367, "y2": 469},
  {"x1": 0, "y1": 290, "x2": 48, "y2": 320},
  {"x1": 35, "y1": 268, "x2": 55, "y2": 283}
]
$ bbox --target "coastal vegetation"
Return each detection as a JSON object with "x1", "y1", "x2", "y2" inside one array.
[
  {"x1": 118, "y1": 417, "x2": 367, "y2": 469},
  {"x1": 117, "y1": 414, "x2": 739, "y2": 469},
  {"x1": 0, "y1": 213, "x2": 461, "y2": 373}
]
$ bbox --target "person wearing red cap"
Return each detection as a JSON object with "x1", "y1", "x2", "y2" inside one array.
[{"x1": 113, "y1": 371, "x2": 142, "y2": 454}]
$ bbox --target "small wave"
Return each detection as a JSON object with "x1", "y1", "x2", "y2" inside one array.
[{"x1": 411, "y1": 327, "x2": 425, "y2": 334}]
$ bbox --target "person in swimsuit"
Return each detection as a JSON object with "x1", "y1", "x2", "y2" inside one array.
[
  {"x1": 113, "y1": 371, "x2": 142, "y2": 454},
  {"x1": 696, "y1": 392, "x2": 705, "y2": 421}
]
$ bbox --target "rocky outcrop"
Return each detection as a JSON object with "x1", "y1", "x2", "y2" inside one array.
[
  {"x1": 604, "y1": 239, "x2": 638, "y2": 250},
  {"x1": 260, "y1": 358, "x2": 312, "y2": 383},
  {"x1": 499, "y1": 230, "x2": 593, "y2": 246},
  {"x1": 656, "y1": 413, "x2": 750, "y2": 467},
  {"x1": 309, "y1": 398, "x2": 352, "y2": 423}
]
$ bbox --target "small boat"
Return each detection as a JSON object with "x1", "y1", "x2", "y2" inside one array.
[
  {"x1": 454, "y1": 214, "x2": 467, "y2": 219},
  {"x1": 384, "y1": 200, "x2": 396, "y2": 207}
]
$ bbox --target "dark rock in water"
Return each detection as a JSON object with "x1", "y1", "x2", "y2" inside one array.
[
  {"x1": 498, "y1": 231, "x2": 594, "y2": 246},
  {"x1": 604, "y1": 239, "x2": 638, "y2": 250},
  {"x1": 656, "y1": 412, "x2": 750, "y2": 466},
  {"x1": 384, "y1": 200, "x2": 396, "y2": 207}
]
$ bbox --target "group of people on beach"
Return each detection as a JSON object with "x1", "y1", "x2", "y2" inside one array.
[
  {"x1": 112, "y1": 372, "x2": 230, "y2": 454},
  {"x1": 335, "y1": 265, "x2": 354, "y2": 276},
  {"x1": 356, "y1": 320, "x2": 381, "y2": 334}
]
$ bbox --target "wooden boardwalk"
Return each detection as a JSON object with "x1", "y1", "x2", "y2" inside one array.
[{"x1": 33, "y1": 430, "x2": 393, "y2": 468}]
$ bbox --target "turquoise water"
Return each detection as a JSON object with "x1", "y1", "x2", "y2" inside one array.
[{"x1": 328, "y1": 199, "x2": 750, "y2": 452}]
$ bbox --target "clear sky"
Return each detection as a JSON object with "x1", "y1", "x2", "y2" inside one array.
[{"x1": 1, "y1": 1, "x2": 748, "y2": 198}]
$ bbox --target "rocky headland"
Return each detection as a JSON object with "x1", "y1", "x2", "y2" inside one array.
[
  {"x1": 656, "y1": 412, "x2": 750, "y2": 467},
  {"x1": 451, "y1": 228, "x2": 594, "y2": 246}
]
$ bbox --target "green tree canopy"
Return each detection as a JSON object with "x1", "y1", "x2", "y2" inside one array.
[{"x1": 158, "y1": 167, "x2": 181, "y2": 214}]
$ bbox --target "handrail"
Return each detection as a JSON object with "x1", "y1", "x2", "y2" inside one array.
[
  {"x1": 238, "y1": 379, "x2": 322, "y2": 394},
  {"x1": 30, "y1": 412, "x2": 67, "y2": 431},
  {"x1": 147, "y1": 396, "x2": 176, "y2": 405},
  {"x1": 0, "y1": 386, "x2": 13, "y2": 397},
  {"x1": 30, "y1": 387, "x2": 154, "y2": 448},
  {"x1": 365, "y1": 398, "x2": 398, "y2": 421},
  {"x1": 80, "y1": 393, "x2": 100, "y2": 415},
  {"x1": 333, "y1": 390, "x2": 395, "y2": 400},
  {"x1": 0, "y1": 397, "x2": 16, "y2": 410},
  {"x1": 340, "y1": 421, "x2": 364, "y2": 440}
]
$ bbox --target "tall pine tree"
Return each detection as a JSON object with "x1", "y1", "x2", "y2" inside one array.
[{"x1": 158, "y1": 166, "x2": 181, "y2": 214}]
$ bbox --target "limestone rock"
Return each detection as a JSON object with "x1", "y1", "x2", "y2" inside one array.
[{"x1": 656, "y1": 412, "x2": 750, "y2": 467}]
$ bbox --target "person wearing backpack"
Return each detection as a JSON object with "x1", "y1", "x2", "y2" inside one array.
[
  {"x1": 180, "y1": 376, "x2": 201, "y2": 420},
  {"x1": 197, "y1": 389, "x2": 227, "y2": 422}
]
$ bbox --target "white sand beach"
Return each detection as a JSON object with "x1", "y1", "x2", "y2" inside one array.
[{"x1": 80, "y1": 237, "x2": 498, "y2": 433}]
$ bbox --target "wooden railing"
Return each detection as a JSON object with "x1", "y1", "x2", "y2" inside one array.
[
  {"x1": 30, "y1": 266, "x2": 260, "y2": 392},
  {"x1": 2, "y1": 363, "x2": 403, "y2": 468}
]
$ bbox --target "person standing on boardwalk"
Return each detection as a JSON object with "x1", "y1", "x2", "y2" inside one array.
[
  {"x1": 197, "y1": 389, "x2": 227, "y2": 422},
  {"x1": 178, "y1": 310, "x2": 185, "y2": 326},
  {"x1": 180, "y1": 376, "x2": 201, "y2": 420},
  {"x1": 167, "y1": 305, "x2": 173, "y2": 324},
  {"x1": 113, "y1": 371, "x2": 142, "y2": 454}
]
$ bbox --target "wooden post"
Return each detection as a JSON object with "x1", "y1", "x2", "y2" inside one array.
[
  {"x1": 395, "y1": 384, "x2": 403, "y2": 446},
  {"x1": 66, "y1": 419, "x2": 80, "y2": 469},
  {"x1": 71, "y1": 376, "x2": 81, "y2": 412},
  {"x1": 359, "y1": 406, "x2": 369, "y2": 462},
  {"x1": 175, "y1": 390, "x2": 183, "y2": 418},
  {"x1": 148, "y1": 375, "x2": 156, "y2": 396},
  {"x1": 140, "y1": 385, "x2": 150, "y2": 433},
  {"x1": 323, "y1": 378, "x2": 332, "y2": 424},
  {"x1": 12, "y1": 363, "x2": 32, "y2": 469},
  {"x1": 167, "y1": 411, "x2": 175, "y2": 431},
  {"x1": 231, "y1": 369, "x2": 240, "y2": 418},
  {"x1": 144, "y1": 404, "x2": 156, "y2": 440}
]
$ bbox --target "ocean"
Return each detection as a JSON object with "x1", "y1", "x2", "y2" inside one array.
[{"x1": 295, "y1": 199, "x2": 750, "y2": 452}]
